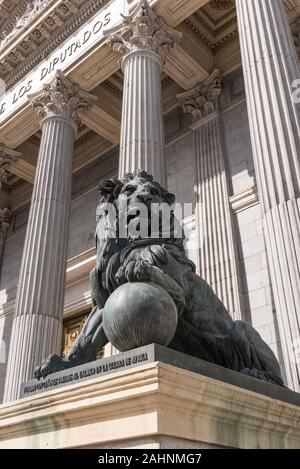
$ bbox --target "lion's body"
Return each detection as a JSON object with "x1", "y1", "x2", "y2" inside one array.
[
  {"x1": 34, "y1": 171, "x2": 284, "y2": 387},
  {"x1": 107, "y1": 241, "x2": 283, "y2": 385}
]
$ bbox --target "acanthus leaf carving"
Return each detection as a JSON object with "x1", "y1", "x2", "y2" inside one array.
[
  {"x1": 104, "y1": 0, "x2": 181, "y2": 65},
  {"x1": 177, "y1": 69, "x2": 222, "y2": 121},
  {"x1": 28, "y1": 70, "x2": 97, "y2": 131}
]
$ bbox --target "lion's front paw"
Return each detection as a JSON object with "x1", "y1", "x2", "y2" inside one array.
[
  {"x1": 34, "y1": 354, "x2": 70, "y2": 380},
  {"x1": 116, "y1": 260, "x2": 152, "y2": 284}
]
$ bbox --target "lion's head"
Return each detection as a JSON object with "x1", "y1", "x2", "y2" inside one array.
[
  {"x1": 118, "y1": 170, "x2": 183, "y2": 243},
  {"x1": 95, "y1": 170, "x2": 192, "y2": 293}
]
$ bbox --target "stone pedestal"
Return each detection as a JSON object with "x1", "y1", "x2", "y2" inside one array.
[
  {"x1": 236, "y1": 0, "x2": 300, "y2": 390},
  {"x1": 3, "y1": 72, "x2": 96, "y2": 403},
  {"x1": 105, "y1": 0, "x2": 181, "y2": 185},
  {"x1": 1, "y1": 346, "x2": 300, "y2": 449}
]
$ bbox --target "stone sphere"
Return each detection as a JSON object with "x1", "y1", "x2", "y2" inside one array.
[{"x1": 102, "y1": 282, "x2": 178, "y2": 352}]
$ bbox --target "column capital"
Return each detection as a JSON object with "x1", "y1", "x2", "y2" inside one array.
[
  {"x1": 28, "y1": 71, "x2": 97, "y2": 131},
  {"x1": 177, "y1": 70, "x2": 222, "y2": 123},
  {"x1": 0, "y1": 144, "x2": 21, "y2": 190},
  {"x1": 104, "y1": 0, "x2": 181, "y2": 66}
]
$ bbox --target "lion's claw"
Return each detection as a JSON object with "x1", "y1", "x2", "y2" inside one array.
[
  {"x1": 34, "y1": 354, "x2": 70, "y2": 380},
  {"x1": 116, "y1": 260, "x2": 152, "y2": 284}
]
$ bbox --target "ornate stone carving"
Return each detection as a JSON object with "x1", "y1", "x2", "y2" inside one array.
[
  {"x1": 34, "y1": 170, "x2": 284, "y2": 388},
  {"x1": 0, "y1": 207, "x2": 12, "y2": 240},
  {"x1": 0, "y1": 1, "x2": 50, "y2": 49},
  {"x1": 105, "y1": 0, "x2": 181, "y2": 65},
  {"x1": 209, "y1": 0, "x2": 234, "y2": 10},
  {"x1": 1, "y1": 0, "x2": 106, "y2": 87},
  {"x1": 0, "y1": 145, "x2": 21, "y2": 189},
  {"x1": 28, "y1": 70, "x2": 97, "y2": 130},
  {"x1": 177, "y1": 70, "x2": 222, "y2": 121}
]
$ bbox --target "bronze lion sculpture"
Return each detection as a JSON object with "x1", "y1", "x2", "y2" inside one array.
[{"x1": 35, "y1": 170, "x2": 284, "y2": 386}]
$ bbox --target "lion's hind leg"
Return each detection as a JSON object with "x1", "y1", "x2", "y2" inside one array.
[{"x1": 229, "y1": 321, "x2": 284, "y2": 386}]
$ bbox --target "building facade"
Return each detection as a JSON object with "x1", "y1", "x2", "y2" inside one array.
[{"x1": 0, "y1": 0, "x2": 299, "y2": 408}]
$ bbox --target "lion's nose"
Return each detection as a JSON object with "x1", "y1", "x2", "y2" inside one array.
[{"x1": 137, "y1": 193, "x2": 153, "y2": 202}]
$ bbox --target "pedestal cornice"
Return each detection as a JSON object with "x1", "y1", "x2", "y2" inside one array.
[{"x1": 1, "y1": 358, "x2": 300, "y2": 448}]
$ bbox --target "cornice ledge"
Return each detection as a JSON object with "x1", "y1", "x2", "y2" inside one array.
[{"x1": 229, "y1": 186, "x2": 259, "y2": 214}]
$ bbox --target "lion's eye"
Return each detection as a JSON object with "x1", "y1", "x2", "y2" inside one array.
[{"x1": 151, "y1": 188, "x2": 159, "y2": 196}]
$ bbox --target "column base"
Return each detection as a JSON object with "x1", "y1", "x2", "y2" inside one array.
[{"x1": 1, "y1": 345, "x2": 300, "y2": 449}]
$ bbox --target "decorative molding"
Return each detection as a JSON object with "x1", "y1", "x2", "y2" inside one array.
[
  {"x1": 1, "y1": 0, "x2": 109, "y2": 88},
  {"x1": 229, "y1": 186, "x2": 259, "y2": 214},
  {"x1": 209, "y1": 0, "x2": 234, "y2": 10},
  {"x1": 177, "y1": 69, "x2": 222, "y2": 121},
  {"x1": 0, "y1": 0, "x2": 51, "y2": 50},
  {"x1": 0, "y1": 1, "x2": 29, "y2": 42}
]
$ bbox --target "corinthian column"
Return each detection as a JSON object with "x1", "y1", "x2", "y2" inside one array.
[
  {"x1": 3, "y1": 71, "x2": 96, "y2": 402},
  {"x1": 178, "y1": 71, "x2": 242, "y2": 319},
  {"x1": 236, "y1": 0, "x2": 300, "y2": 390},
  {"x1": 105, "y1": 0, "x2": 181, "y2": 184}
]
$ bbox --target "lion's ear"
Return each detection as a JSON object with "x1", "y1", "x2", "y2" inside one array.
[
  {"x1": 113, "y1": 182, "x2": 123, "y2": 199},
  {"x1": 165, "y1": 191, "x2": 176, "y2": 206},
  {"x1": 99, "y1": 179, "x2": 116, "y2": 195}
]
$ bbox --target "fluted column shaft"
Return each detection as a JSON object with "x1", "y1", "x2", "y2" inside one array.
[
  {"x1": 119, "y1": 50, "x2": 165, "y2": 184},
  {"x1": 236, "y1": 0, "x2": 300, "y2": 390},
  {"x1": 105, "y1": 0, "x2": 181, "y2": 183},
  {"x1": 178, "y1": 71, "x2": 242, "y2": 319},
  {"x1": 4, "y1": 117, "x2": 73, "y2": 402},
  {"x1": 193, "y1": 112, "x2": 242, "y2": 319},
  {"x1": 4, "y1": 72, "x2": 96, "y2": 402}
]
